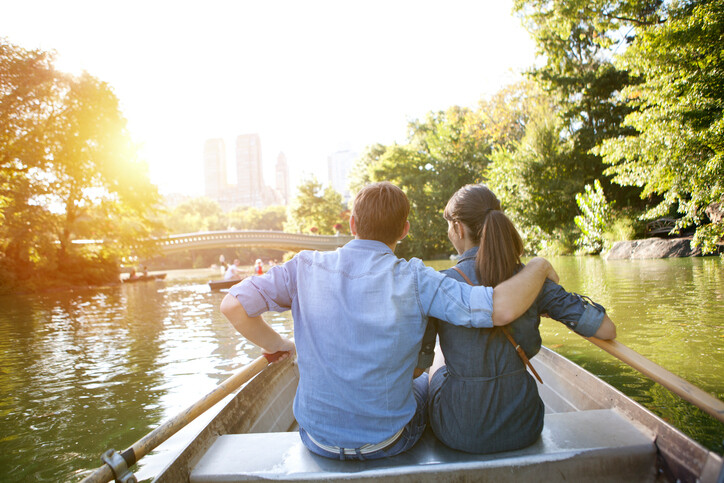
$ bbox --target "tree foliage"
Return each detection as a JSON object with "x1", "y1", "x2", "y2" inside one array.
[
  {"x1": 486, "y1": 105, "x2": 582, "y2": 252},
  {"x1": 0, "y1": 39, "x2": 161, "y2": 289},
  {"x1": 513, "y1": 0, "x2": 660, "y2": 209},
  {"x1": 285, "y1": 177, "x2": 348, "y2": 235},
  {"x1": 597, "y1": 0, "x2": 724, "y2": 252},
  {"x1": 354, "y1": 106, "x2": 491, "y2": 258},
  {"x1": 166, "y1": 198, "x2": 226, "y2": 233},
  {"x1": 228, "y1": 205, "x2": 287, "y2": 231}
]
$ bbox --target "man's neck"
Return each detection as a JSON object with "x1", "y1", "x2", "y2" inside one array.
[{"x1": 354, "y1": 235, "x2": 398, "y2": 252}]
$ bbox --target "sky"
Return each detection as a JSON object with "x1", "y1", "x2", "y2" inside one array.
[{"x1": 1, "y1": 1, "x2": 537, "y2": 196}]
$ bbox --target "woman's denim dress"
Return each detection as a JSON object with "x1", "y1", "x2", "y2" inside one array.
[{"x1": 428, "y1": 247, "x2": 606, "y2": 454}]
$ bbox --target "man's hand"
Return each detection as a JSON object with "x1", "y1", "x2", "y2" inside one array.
[
  {"x1": 529, "y1": 256, "x2": 559, "y2": 283},
  {"x1": 265, "y1": 338, "x2": 296, "y2": 361},
  {"x1": 492, "y1": 257, "x2": 557, "y2": 326},
  {"x1": 221, "y1": 293, "x2": 291, "y2": 356}
]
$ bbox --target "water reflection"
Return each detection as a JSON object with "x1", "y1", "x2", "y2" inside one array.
[{"x1": 0, "y1": 259, "x2": 721, "y2": 482}]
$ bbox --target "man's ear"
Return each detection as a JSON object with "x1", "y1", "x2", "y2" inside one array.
[
  {"x1": 349, "y1": 215, "x2": 357, "y2": 235},
  {"x1": 399, "y1": 220, "x2": 410, "y2": 240}
]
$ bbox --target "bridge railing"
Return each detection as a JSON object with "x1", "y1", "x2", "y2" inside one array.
[{"x1": 153, "y1": 230, "x2": 354, "y2": 254}]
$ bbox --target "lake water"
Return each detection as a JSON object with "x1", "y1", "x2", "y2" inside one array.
[{"x1": 0, "y1": 257, "x2": 722, "y2": 482}]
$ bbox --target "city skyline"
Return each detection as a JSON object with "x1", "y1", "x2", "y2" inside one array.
[
  {"x1": 204, "y1": 133, "x2": 290, "y2": 210},
  {"x1": 203, "y1": 132, "x2": 356, "y2": 211},
  {"x1": 0, "y1": 1, "x2": 536, "y2": 196}
]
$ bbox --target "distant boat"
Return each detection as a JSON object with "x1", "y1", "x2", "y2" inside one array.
[
  {"x1": 208, "y1": 278, "x2": 243, "y2": 291},
  {"x1": 122, "y1": 273, "x2": 167, "y2": 283}
]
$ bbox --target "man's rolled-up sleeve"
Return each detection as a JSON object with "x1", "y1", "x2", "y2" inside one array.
[
  {"x1": 468, "y1": 285, "x2": 494, "y2": 327},
  {"x1": 228, "y1": 261, "x2": 295, "y2": 317},
  {"x1": 420, "y1": 266, "x2": 494, "y2": 328}
]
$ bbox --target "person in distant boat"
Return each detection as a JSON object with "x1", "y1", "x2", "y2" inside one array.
[
  {"x1": 254, "y1": 259, "x2": 263, "y2": 275},
  {"x1": 426, "y1": 184, "x2": 617, "y2": 454},
  {"x1": 142, "y1": 266, "x2": 149, "y2": 277},
  {"x1": 224, "y1": 259, "x2": 243, "y2": 281},
  {"x1": 220, "y1": 181, "x2": 559, "y2": 461}
]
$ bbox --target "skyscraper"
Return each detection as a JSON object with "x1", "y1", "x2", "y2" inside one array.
[
  {"x1": 236, "y1": 134, "x2": 264, "y2": 207},
  {"x1": 203, "y1": 138, "x2": 226, "y2": 200},
  {"x1": 275, "y1": 152, "x2": 290, "y2": 205},
  {"x1": 328, "y1": 149, "x2": 356, "y2": 202}
]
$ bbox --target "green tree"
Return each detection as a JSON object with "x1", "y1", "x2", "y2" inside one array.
[
  {"x1": 348, "y1": 143, "x2": 387, "y2": 196},
  {"x1": 477, "y1": 79, "x2": 544, "y2": 150},
  {"x1": 486, "y1": 106, "x2": 581, "y2": 253},
  {"x1": 228, "y1": 205, "x2": 287, "y2": 231},
  {"x1": 597, "y1": 0, "x2": 724, "y2": 253},
  {"x1": 285, "y1": 177, "x2": 347, "y2": 235},
  {"x1": 357, "y1": 106, "x2": 491, "y2": 258},
  {"x1": 44, "y1": 72, "x2": 162, "y2": 267},
  {"x1": 1, "y1": 39, "x2": 162, "y2": 288},
  {"x1": 513, "y1": 0, "x2": 660, "y2": 208},
  {"x1": 0, "y1": 40, "x2": 58, "y2": 277},
  {"x1": 167, "y1": 197, "x2": 225, "y2": 233}
]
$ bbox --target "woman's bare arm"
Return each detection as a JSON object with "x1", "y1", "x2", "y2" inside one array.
[
  {"x1": 594, "y1": 314, "x2": 617, "y2": 340},
  {"x1": 492, "y1": 257, "x2": 559, "y2": 326}
]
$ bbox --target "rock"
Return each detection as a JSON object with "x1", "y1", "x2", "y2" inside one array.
[
  {"x1": 605, "y1": 238, "x2": 702, "y2": 260},
  {"x1": 706, "y1": 202, "x2": 723, "y2": 224}
]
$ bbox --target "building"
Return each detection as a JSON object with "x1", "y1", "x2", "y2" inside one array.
[
  {"x1": 328, "y1": 149, "x2": 357, "y2": 202},
  {"x1": 203, "y1": 138, "x2": 227, "y2": 201},
  {"x1": 236, "y1": 134, "x2": 265, "y2": 208},
  {"x1": 203, "y1": 134, "x2": 285, "y2": 211},
  {"x1": 275, "y1": 152, "x2": 290, "y2": 205}
]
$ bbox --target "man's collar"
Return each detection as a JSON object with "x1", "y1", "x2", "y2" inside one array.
[{"x1": 346, "y1": 238, "x2": 395, "y2": 253}]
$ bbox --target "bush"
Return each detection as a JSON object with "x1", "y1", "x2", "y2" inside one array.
[
  {"x1": 575, "y1": 180, "x2": 613, "y2": 254},
  {"x1": 537, "y1": 227, "x2": 577, "y2": 256},
  {"x1": 603, "y1": 210, "x2": 647, "y2": 246}
]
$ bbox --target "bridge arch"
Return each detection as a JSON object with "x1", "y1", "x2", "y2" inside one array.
[{"x1": 154, "y1": 231, "x2": 354, "y2": 255}]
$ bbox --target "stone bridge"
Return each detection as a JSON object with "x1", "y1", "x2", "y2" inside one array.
[{"x1": 154, "y1": 230, "x2": 355, "y2": 255}]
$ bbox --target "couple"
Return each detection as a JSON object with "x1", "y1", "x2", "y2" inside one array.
[{"x1": 220, "y1": 181, "x2": 616, "y2": 460}]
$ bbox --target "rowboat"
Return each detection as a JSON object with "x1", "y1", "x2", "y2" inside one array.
[
  {"x1": 147, "y1": 346, "x2": 723, "y2": 483},
  {"x1": 208, "y1": 279, "x2": 243, "y2": 291},
  {"x1": 122, "y1": 273, "x2": 167, "y2": 283}
]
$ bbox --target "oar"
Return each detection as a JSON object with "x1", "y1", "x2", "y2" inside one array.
[
  {"x1": 80, "y1": 351, "x2": 289, "y2": 483},
  {"x1": 584, "y1": 337, "x2": 724, "y2": 423}
]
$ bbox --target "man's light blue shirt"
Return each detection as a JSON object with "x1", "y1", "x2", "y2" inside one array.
[{"x1": 229, "y1": 239, "x2": 495, "y2": 447}]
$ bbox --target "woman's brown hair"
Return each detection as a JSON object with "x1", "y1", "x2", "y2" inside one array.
[{"x1": 444, "y1": 184, "x2": 523, "y2": 287}]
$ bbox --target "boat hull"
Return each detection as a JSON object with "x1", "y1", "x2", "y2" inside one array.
[
  {"x1": 122, "y1": 273, "x2": 167, "y2": 283},
  {"x1": 155, "y1": 348, "x2": 722, "y2": 482},
  {"x1": 208, "y1": 279, "x2": 243, "y2": 291}
]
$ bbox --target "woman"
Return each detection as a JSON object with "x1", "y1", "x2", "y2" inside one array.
[{"x1": 427, "y1": 184, "x2": 616, "y2": 454}]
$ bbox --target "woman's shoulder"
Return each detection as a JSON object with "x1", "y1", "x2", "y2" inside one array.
[{"x1": 441, "y1": 259, "x2": 477, "y2": 283}]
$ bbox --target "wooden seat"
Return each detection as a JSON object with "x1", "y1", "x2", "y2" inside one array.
[{"x1": 189, "y1": 409, "x2": 657, "y2": 482}]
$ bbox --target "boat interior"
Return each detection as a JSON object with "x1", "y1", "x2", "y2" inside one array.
[{"x1": 158, "y1": 348, "x2": 723, "y2": 483}]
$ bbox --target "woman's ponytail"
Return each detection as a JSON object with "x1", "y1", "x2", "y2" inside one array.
[
  {"x1": 476, "y1": 210, "x2": 523, "y2": 287},
  {"x1": 444, "y1": 184, "x2": 524, "y2": 287}
]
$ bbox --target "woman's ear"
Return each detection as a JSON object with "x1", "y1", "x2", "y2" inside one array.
[{"x1": 456, "y1": 221, "x2": 466, "y2": 241}]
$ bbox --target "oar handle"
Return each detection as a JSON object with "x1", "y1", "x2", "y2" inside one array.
[
  {"x1": 81, "y1": 351, "x2": 289, "y2": 483},
  {"x1": 586, "y1": 337, "x2": 724, "y2": 423}
]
